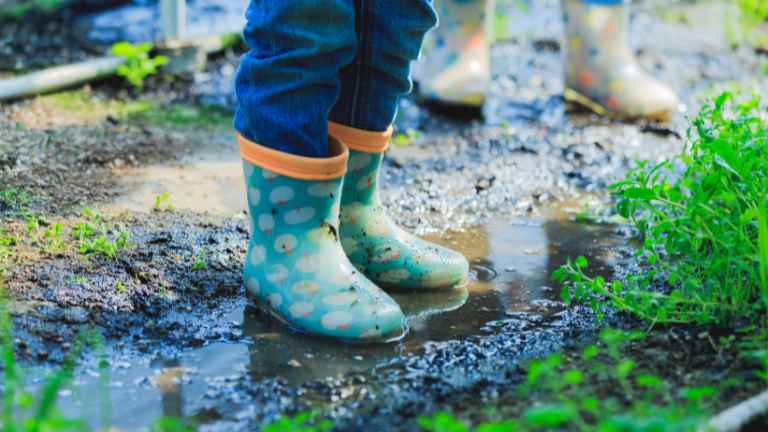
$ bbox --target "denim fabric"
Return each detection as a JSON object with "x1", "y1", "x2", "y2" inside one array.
[
  {"x1": 329, "y1": 0, "x2": 437, "y2": 133},
  {"x1": 235, "y1": 0, "x2": 436, "y2": 158}
]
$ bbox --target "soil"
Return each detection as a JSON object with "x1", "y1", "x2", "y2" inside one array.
[{"x1": 0, "y1": 0, "x2": 767, "y2": 430}]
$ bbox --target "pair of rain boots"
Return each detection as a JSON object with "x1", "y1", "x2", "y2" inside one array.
[
  {"x1": 237, "y1": 123, "x2": 469, "y2": 343},
  {"x1": 415, "y1": 0, "x2": 679, "y2": 120}
]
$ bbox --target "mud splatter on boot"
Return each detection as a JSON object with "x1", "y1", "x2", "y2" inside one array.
[{"x1": 330, "y1": 123, "x2": 469, "y2": 291}]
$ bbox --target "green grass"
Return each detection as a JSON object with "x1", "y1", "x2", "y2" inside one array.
[
  {"x1": 555, "y1": 92, "x2": 768, "y2": 327},
  {"x1": 261, "y1": 412, "x2": 332, "y2": 432},
  {"x1": 270, "y1": 329, "x2": 732, "y2": 432},
  {"x1": 0, "y1": 292, "x2": 195, "y2": 431},
  {"x1": 0, "y1": 0, "x2": 62, "y2": 18},
  {"x1": 0, "y1": 228, "x2": 17, "y2": 277},
  {"x1": 71, "y1": 208, "x2": 131, "y2": 260},
  {"x1": 726, "y1": 0, "x2": 768, "y2": 48},
  {"x1": 39, "y1": 90, "x2": 231, "y2": 130},
  {"x1": 1, "y1": 292, "x2": 96, "y2": 431},
  {"x1": 419, "y1": 331, "x2": 717, "y2": 431},
  {"x1": 0, "y1": 189, "x2": 32, "y2": 215}
]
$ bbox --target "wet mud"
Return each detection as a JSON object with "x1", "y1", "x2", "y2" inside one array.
[
  {"x1": 30, "y1": 212, "x2": 629, "y2": 430},
  {"x1": 1, "y1": 0, "x2": 768, "y2": 430}
]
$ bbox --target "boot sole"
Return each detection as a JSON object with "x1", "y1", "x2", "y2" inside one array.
[
  {"x1": 564, "y1": 87, "x2": 672, "y2": 123},
  {"x1": 245, "y1": 289, "x2": 408, "y2": 345}
]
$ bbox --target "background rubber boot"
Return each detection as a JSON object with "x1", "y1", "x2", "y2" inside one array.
[
  {"x1": 238, "y1": 134, "x2": 407, "y2": 342},
  {"x1": 413, "y1": 0, "x2": 495, "y2": 108},
  {"x1": 329, "y1": 122, "x2": 470, "y2": 291},
  {"x1": 562, "y1": 0, "x2": 679, "y2": 120}
]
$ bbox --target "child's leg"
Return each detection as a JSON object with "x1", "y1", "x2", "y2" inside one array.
[
  {"x1": 235, "y1": 1, "x2": 406, "y2": 342},
  {"x1": 235, "y1": 0, "x2": 356, "y2": 158},
  {"x1": 563, "y1": 0, "x2": 679, "y2": 119},
  {"x1": 328, "y1": 0, "x2": 470, "y2": 291}
]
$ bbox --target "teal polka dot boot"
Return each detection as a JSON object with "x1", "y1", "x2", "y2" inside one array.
[
  {"x1": 237, "y1": 133, "x2": 407, "y2": 342},
  {"x1": 329, "y1": 122, "x2": 470, "y2": 291}
]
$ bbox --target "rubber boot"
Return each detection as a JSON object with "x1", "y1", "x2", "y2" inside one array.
[
  {"x1": 329, "y1": 122, "x2": 470, "y2": 290},
  {"x1": 413, "y1": 0, "x2": 495, "y2": 108},
  {"x1": 562, "y1": 0, "x2": 679, "y2": 120},
  {"x1": 238, "y1": 134, "x2": 407, "y2": 342}
]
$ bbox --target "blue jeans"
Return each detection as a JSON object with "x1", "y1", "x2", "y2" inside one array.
[{"x1": 235, "y1": 0, "x2": 437, "y2": 158}]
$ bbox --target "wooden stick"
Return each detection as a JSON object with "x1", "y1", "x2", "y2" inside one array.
[{"x1": 0, "y1": 56, "x2": 125, "y2": 101}]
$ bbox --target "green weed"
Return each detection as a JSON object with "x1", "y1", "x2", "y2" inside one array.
[
  {"x1": 555, "y1": 93, "x2": 768, "y2": 326},
  {"x1": 0, "y1": 189, "x2": 31, "y2": 214},
  {"x1": 153, "y1": 192, "x2": 174, "y2": 212},
  {"x1": 191, "y1": 251, "x2": 207, "y2": 272},
  {"x1": 151, "y1": 416, "x2": 196, "y2": 432},
  {"x1": 418, "y1": 329, "x2": 714, "y2": 432},
  {"x1": 114, "y1": 281, "x2": 127, "y2": 295},
  {"x1": 72, "y1": 208, "x2": 131, "y2": 260},
  {"x1": 261, "y1": 411, "x2": 332, "y2": 432},
  {"x1": 37, "y1": 90, "x2": 230, "y2": 130},
  {"x1": 0, "y1": 227, "x2": 18, "y2": 276},
  {"x1": 111, "y1": 42, "x2": 169, "y2": 89},
  {"x1": 1, "y1": 292, "x2": 95, "y2": 431},
  {"x1": 0, "y1": 0, "x2": 62, "y2": 18},
  {"x1": 125, "y1": 102, "x2": 232, "y2": 129},
  {"x1": 393, "y1": 129, "x2": 423, "y2": 148},
  {"x1": 726, "y1": 0, "x2": 768, "y2": 48},
  {"x1": 67, "y1": 275, "x2": 88, "y2": 285}
]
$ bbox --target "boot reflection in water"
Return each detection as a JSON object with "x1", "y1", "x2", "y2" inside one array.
[
  {"x1": 234, "y1": 0, "x2": 469, "y2": 343},
  {"x1": 414, "y1": 0, "x2": 679, "y2": 120}
]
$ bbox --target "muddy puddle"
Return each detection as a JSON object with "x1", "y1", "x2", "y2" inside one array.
[{"x1": 34, "y1": 208, "x2": 626, "y2": 430}]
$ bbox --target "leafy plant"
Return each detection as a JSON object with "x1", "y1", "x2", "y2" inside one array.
[
  {"x1": 191, "y1": 250, "x2": 207, "y2": 272},
  {"x1": 418, "y1": 329, "x2": 715, "y2": 432},
  {"x1": 0, "y1": 229, "x2": 16, "y2": 278},
  {"x1": 151, "y1": 416, "x2": 195, "y2": 432},
  {"x1": 0, "y1": 188, "x2": 31, "y2": 214},
  {"x1": 111, "y1": 42, "x2": 169, "y2": 89},
  {"x1": 261, "y1": 411, "x2": 332, "y2": 432},
  {"x1": 78, "y1": 231, "x2": 130, "y2": 260},
  {"x1": 393, "y1": 129, "x2": 423, "y2": 148},
  {"x1": 153, "y1": 192, "x2": 174, "y2": 212},
  {"x1": 555, "y1": 93, "x2": 768, "y2": 326},
  {"x1": 72, "y1": 208, "x2": 131, "y2": 260},
  {"x1": 726, "y1": 0, "x2": 768, "y2": 48}
]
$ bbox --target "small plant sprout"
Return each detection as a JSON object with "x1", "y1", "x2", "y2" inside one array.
[
  {"x1": 191, "y1": 250, "x2": 208, "y2": 271},
  {"x1": 393, "y1": 128, "x2": 423, "y2": 148},
  {"x1": 153, "y1": 192, "x2": 174, "y2": 212},
  {"x1": 67, "y1": 275, "x2": 88, "y2": 285},
  {"x1": 111, "y1": 41, "x2": 169, "y2": 89},
  {"x1": 115, "y1": 281, "x2": 127, "y2": 294},
  {"x1": 0, "y1": 229, "x2": 17, "y2": 277},
  {"x1": 261, "y1": 411, "x2": 332, "y2": 432}
]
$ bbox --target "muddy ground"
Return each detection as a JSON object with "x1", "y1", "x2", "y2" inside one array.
[{"x1": 1, "y1": 0, "x2": 767, "y2": 430}]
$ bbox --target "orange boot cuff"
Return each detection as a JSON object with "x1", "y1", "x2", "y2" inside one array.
[
  {"x1": 237, "y1": 134, "x2": 349, "y2": 180},
  {"x1": 328, "y1": 122, "x2": 393, "y2": 153}
]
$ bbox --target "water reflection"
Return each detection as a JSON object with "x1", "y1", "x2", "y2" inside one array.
[{"x1": 56, "y1": 212, "x2": 625, "y2": 429}]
